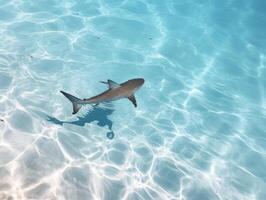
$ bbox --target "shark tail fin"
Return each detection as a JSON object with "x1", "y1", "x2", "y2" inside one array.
[{"x1": 60, "y1": 91, "x2": 82, "y2": 114}]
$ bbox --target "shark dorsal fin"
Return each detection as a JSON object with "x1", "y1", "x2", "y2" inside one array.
[
  {"x1": 128, "y1": 95, "x2": 137, "y2": 107},
  {"x1": 107, "y1": 80, "x2": 120, "y2": 89},
  {"x1": 99, "y1": 80, "x2": 120, "y2": 89}
]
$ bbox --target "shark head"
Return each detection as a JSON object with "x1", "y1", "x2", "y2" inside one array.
[
  {"x1": 122, "y1": 78, "x2": 145, "y2": 95},
  {"x1": 113, "y1": 78, "x2": 144, "y2": 99},
  {"x1": 127, "y1": 78, "x2": 145, "y2": 90}
]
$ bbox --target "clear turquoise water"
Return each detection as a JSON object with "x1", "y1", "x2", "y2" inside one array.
[{"x1": 0, "y1": 0, "x2": 266, "y2": 199}]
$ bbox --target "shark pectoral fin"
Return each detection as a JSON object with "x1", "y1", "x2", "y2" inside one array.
[
  {"x1": 128, "y1": 95, "x2": 137, "y2": 107},
  {"x1": 107, "y1": 80, "x2": 120, "y2": 89}
]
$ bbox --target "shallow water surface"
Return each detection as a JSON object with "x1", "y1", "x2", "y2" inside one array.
[{"x1": 0, "y1": 0, "x2": 266, "y2": 200}]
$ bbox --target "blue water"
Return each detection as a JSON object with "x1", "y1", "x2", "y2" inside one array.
[{"x1": 0, "y1": 0, "x2": 266, "y2": 199}]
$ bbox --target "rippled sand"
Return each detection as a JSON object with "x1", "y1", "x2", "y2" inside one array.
[{"x1": 0, "y1": 0, "x2": 266, "y2": 200}]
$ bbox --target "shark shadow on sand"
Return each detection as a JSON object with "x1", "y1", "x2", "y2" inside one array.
[{"x1": 46, "y1": 103, "x2": 115, "y2": 139}]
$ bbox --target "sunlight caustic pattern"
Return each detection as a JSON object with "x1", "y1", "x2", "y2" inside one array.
[{"x1": 0, "y1": 0, "x2": 266, "y2": 200}]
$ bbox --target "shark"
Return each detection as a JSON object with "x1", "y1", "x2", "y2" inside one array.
[{"x1": 60, "y1": 78, "x2": 145, "y2": 114}]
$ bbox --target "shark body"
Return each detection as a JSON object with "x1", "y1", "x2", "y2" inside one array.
[{"x1": 61, "y1": 78, "x2": 144, "y2": 114}]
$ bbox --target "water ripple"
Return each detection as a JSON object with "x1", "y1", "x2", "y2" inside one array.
[{"x1": 0, "y1": 0, "x2": 266, "y2": 199}]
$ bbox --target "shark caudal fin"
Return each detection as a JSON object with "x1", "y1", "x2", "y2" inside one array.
[{"x1": 60, "y1": 91, "x2": 82, "y2": 114}]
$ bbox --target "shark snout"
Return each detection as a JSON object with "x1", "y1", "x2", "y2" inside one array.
[
  {"x1": 140, "y1": 78, "x2": 145, "y2": 85},
  {"x1": 136, "y1": 78, "x2": 145, "y2": 86}
]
